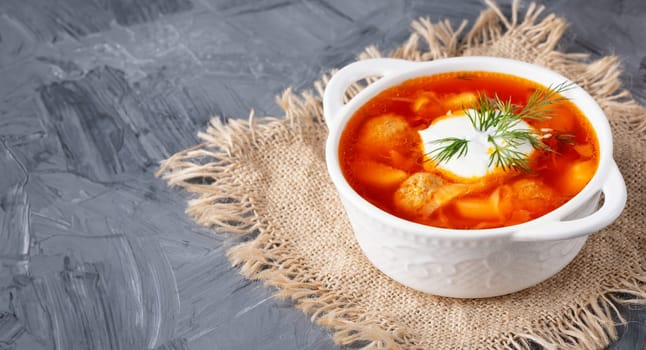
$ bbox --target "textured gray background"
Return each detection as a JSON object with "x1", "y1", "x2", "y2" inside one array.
[{"x1": 0, "y1": 0, "x2": 644, "y2": 349}]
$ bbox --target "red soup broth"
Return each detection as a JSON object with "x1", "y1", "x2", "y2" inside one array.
[{"x1": 339, "y1": 71, "x2": 599, "y2": 229}]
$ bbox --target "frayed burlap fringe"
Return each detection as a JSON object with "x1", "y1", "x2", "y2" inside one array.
[{"x1": 158, "y1": 1, "x2": 646, "y2": 349}]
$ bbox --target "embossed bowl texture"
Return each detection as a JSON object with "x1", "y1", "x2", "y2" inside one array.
[{"x1": 323, "y1": 57, "x2": 627, "y2": 298}]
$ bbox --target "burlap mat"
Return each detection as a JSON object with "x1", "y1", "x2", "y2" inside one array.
[{"x1": 158, "y1": 1, "x2": 646, "y2": 349}]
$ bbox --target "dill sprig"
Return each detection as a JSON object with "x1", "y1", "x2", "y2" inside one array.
[
  {"x1": 428, "y1": 82, "x2": 574, "y2": 172},
  {"x1": 428, "y1": 137, "x2": 469, "y2": 164},
  {"x1": 516, "y1": 81, "x2": 573, "y2": 120}
]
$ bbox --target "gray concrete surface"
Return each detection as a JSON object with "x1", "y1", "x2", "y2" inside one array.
[{"x1": 0, "y1": 0, "x2": 644, "y2": 349}]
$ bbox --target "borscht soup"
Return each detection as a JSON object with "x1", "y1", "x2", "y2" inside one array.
[{"x1": 338, "y1": 71, "x2": 599, "y2": 229}]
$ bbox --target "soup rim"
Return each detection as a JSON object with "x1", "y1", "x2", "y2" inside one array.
[{"x1": 324, "y1": 56, "x2": 621, "y2": 241}]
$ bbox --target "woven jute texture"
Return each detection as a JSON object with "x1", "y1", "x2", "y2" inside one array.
[{"x1": 158, "y1": 1, "x2": 646, "y2": 349}]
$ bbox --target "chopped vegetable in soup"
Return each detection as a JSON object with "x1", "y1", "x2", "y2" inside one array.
[{"x1": 339, "y1": 71, "x2": 599, "y2": 229}]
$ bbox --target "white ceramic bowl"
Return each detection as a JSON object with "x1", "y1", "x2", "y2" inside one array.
[{"x1": 323, "y1": 57, "x2": 627, "y2": 298}]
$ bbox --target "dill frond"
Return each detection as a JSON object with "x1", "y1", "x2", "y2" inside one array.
[{"x1": 428, "y1": 137, "x2": 469, "y2": 164}]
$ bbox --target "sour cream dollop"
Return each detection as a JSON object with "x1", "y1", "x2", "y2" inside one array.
[{"x1": 419, "y1": 110, "x2": 535, "y2": 179}]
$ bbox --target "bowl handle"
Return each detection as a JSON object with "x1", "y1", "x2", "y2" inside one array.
[
  {"x1": 323, "y1": 58, "x2": 419, "y2": 126},
  {"x1": 510, "y1": 161, "x2": 627, "y2": 242}
]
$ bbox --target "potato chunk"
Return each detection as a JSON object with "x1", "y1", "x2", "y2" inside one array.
[
  {"x1": 443, "y1": 92, "x2": 478, "y2": 112},
  {"x1": 558, "y1": 160, "x2": 596, "y2": 196},
  {"x1": 453, "y1": 191, "x2": 502, "y2": 221},
  {"x1": 352, "y1": 159, "x2": 408, "y2": 189}
]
